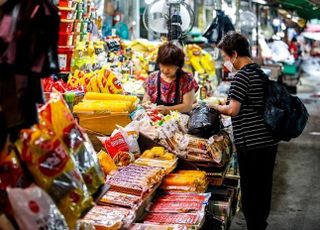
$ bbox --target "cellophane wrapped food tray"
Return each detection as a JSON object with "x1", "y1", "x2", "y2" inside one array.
[
  {"x1": 134, "y1": 147, "x2": 178, "y2": 174},
  {"x1": 98, "y1": 190, "x2": 142, "y2": 209},
  {"x1": 161, "y1": 170, "x2": 208, "y2": 193},
  {"x1": 143, "y1": 213, "x2": 205, "y2": 229},
  {"x1": 106, "y1": 164, "x2": 165, "y2": 196},
  {"x1": 129, "y1": 223, "x2": 188, "y2": 230},
  {"x1": 77, "y1": 205, "x2": 136, "y2": 230},
  {"x1": 146, "y1": 193, "x2": 211, "y2": 213}
]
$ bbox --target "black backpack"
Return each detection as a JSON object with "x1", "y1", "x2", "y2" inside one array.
[{"x1": 259, "y1": 71, "x2": 309, "y2": 141}]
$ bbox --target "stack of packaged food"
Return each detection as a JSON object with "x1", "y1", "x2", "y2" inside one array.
[
  {"x1": 140, "y1": 192, "x2": 211, "y2": 229},
  {"x1": 106, "y1": 164, "x2": 165, "y2": 197}
]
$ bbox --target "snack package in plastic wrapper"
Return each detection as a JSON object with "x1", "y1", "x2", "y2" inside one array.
[
  {"x1": 77, "y1": 205, "x2": 136, "y2": 230},
  {"x1": 7, "y1": 186, "x2": 68, "y2": 230},
  {"x1": 97, "y1": 150, "x2": 117, "y2": 175},
  {"x1": 98, "y1": 131, "x2": 135, "y2": 167},
  {"x1": 39, "y1": 93, "x2": 105, "y2": 194},
  {"x1": 0, "y1": 142, "x2": 31, "y2": 218},
  {"x1": 143, "y1": 213, "x2": 205, "y2": 227},
  {"x1": 17, "y1": 95, "x2": 94, "y2": 228},
  {"x1": 129, "y1": 223, "x2": 188, "y2": 230}
]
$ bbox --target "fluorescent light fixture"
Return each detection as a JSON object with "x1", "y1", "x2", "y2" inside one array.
[{"x1": 273, "y1": 18, "x2": 281, "y2": 26}]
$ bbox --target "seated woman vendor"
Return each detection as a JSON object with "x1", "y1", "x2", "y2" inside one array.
[{"x1": 143, "y1": 42, "x2": 199, "y2": 115}]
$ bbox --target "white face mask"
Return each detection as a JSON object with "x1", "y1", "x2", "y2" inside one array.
[
  {"x1": 223, "y1": 56, "x2": 237, "y2": 73},
  {"x1": 224, "y1": 61, "x2": 235, "y2": 73}
]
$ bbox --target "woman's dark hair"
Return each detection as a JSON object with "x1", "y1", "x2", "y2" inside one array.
[
  {"x1": 156, "y1": 42, "x2": 185, "y2": 68},
  {"x1": 217, "y1": 31, "x2": 251, "y2": 57}
]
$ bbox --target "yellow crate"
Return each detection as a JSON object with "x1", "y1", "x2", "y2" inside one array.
[{"x1": 76, "y1": 112, "x2": 131, "y2": 136}]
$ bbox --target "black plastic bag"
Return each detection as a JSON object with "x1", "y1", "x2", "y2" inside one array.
[{"x1": 188, "y1": 104, "x2": 221, "y2": 138}]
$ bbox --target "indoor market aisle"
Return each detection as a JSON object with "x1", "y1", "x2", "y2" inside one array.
[{"x1": 230, "y1": 59, "x2": 320, "y2": 230}]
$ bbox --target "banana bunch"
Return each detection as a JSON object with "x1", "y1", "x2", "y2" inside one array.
[
  {"x1": 186, "y1": 44, "x2": 216, "y2": 77},
  {"x1": 67, "y1": 67, "x2": 123, "y2": 94},
  {"x1": 186, "y1": 44, "x2": 205, "y2": 74},
  {"x1": 200, "y1": 51, "x2": 216, "y2": 76}
]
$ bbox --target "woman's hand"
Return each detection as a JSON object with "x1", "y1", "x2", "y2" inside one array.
[{"x1": 157, "y1": 105, "x2": 170, "y2": 115}]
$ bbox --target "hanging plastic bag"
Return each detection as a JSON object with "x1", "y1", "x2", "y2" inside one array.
[
  {"x1": 187, "y1": 103, "x2": 221, "y2": 138},
  {"x1": 7, "y1": 185, "x2": 68, "y2": 230}
]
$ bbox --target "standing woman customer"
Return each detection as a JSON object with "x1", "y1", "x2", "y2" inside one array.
[{"x1": 211, "y1": 31, "x2": 279, "y2": 230}]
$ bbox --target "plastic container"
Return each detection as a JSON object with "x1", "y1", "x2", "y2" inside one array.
[
  {"x1": 74, "y1": 20, "x2": 81, "y2": 33},
  {"x1": 59, "y1": 7, "x2": 76, "y2": 20},
  {"x1": 58, "y1": 32, "x2": 74, "y2": 46},
  {"x1": 58, "y1": 46, "x2": 74, "y2": 72},
  {"x1": 73, "y1": 32, "x2": 81, "y2": 45},
  {"x1": 60, "y1": 19, "x2": 74, "y2": 33},
  {"x1": 59, "y1": 0, "x2": 76, "y2": 8}
]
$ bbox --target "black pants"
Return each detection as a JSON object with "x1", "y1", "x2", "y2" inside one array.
[{"x1": 237, "y1": 145, "x2": 278, "y2": 230}]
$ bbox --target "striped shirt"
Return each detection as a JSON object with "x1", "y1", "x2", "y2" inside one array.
[{"x1": 227, "y1": 63, "x2": 278, "y2": 150}]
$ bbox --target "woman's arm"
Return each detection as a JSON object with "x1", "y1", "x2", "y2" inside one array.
[
  {"x1": 157, "y1": 89, "x2": 195, "y2": 114},
  {"x1": 210, "y1": 99, "x2": 241, "y2": 117},
  {"x1": 142, "y1": 92, "x2": 151, "y2": 103}
]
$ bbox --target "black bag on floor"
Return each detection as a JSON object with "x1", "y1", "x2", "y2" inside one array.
[
  {"x1": 260, "y1": 71, "x2": 309, "y2": 141},
  {"x1": 188, "y1": 104, "x2": 221, "y2": 138}
]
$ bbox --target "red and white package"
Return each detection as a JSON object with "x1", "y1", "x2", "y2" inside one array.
[
  {"x1": 148, "y1": 200, "x2": 204, "y2": 213},
  {"x1": 98, "y1": 131, "x2": 134, "y2": 166},
  {"x1": 157, "y1": 193, "x2": 211, "y2": 203},
  {"x1": 7, "y1": 185, "x2": 68, "y2": 230},
  {"x1": 100, "y1": 132, "x2": 129, "y2": 158},
  {"x1": 143, "y1": 213, "x2": 200, "y2": 225}
]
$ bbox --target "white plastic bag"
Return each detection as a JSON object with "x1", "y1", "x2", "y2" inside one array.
[{"x1": 7, "y1": 186, "x2": 68, "y2": 230}]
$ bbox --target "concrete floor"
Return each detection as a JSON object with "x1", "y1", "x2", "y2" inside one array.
[{"x1": 229, "y1": 61, "x2": 320, "y2": 230}]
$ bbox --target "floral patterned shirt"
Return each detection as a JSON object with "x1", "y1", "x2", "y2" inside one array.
[{"x1": 143, "y1": 71, "x2": 199, "y2": 104}]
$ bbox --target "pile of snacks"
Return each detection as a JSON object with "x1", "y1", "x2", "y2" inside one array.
[
  {"x1": 16, "y1": 94, "x2": 104, "y2": 228},
  {"x1": 161, "y1": 170, "x2": 208, "y2": 193},
  {"x1": 107, "y1": 164, "x2": 165, "y2": 197}
]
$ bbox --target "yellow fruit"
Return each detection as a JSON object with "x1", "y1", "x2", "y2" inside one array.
[
  {"x1": 142, "y1": 150, "x2": 154, "y2": 158},
  {"x1": 163, "y1": 153, "x2": 175, "y2": 160},
  {"x1": 151, "y1": 147, "x2": 165, "y2": 157}
]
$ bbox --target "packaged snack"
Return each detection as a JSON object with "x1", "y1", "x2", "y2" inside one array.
[
  {"x1": 161, "y1": 170, "x2": 207, "y2": 193},
  {"x1": 18, "y1": 95, "x2": 94, "y2": 228},
  {"x1": 98, "y1": 132, "x2": 134, "y2": 167},
  {"x1": 143, "y1": 213, "x2": 201, "y2": 225},
  {"x1": 97, "y1": 150, "x2": 117, "y2": 175},
  {"x1": 7, "y1": 186, "x2": 68, "y2": 230},
  {"x1": 40, "y1": 93, "x2": 105, "y2": 195},
  {"x1": 107, "y1": 164, "x2": 164, "y2": 196},
  {"x1": 148, "y1": 200, "x2": 205, "y2": 213},
  {"x1": 157, "y1": 193, "x2": 211, "y2": 203},
  {"x1": 129, "y1": 223, "x2": 187, "y2": 230},
  {"x1": 99, "y1": 191, "x2": 141, "y2": 209},
  {"x1": 0, "y1": 142, "x2": 31, "y2": 217},
  {"x1": 78, "y1": 205, "x2": 135, "y2": 230}
]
